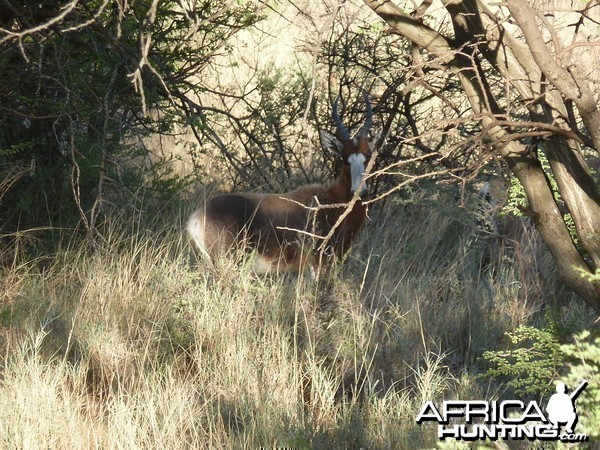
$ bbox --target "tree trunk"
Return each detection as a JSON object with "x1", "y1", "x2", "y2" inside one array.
[{"x1": 362, "y1": 0, "x2": 600, "y2": 309}]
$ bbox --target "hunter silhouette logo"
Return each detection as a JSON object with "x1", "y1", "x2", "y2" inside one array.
[
  {"x1": 416, "y1": 379, "x2": 589, "y2": 442},
  {"x1": 546, "y1": 380, "x2": 587, "y2": 434}
]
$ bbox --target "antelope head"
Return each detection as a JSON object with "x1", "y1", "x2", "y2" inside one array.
[{"x1": 320, "y1": 93, "x2": 375, "y2": 199}]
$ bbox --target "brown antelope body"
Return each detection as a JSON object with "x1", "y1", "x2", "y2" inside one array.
[{"x1": 186, "y1": 97, "x2": 376, "y2": 273}]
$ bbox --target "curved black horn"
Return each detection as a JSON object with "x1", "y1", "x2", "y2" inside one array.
[
  {"x1": 332, "y1": 98, "x2": 351, "y2": 141},
  {"x1": 359, "y1": 92, "x2": 372, "y2": 138}
]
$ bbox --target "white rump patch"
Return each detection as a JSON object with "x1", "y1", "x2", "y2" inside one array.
[
  {"x1": 186, "y1": 210, "x2": 212, "y2": 264},
  {"x1": 348, "y1": 152, "x2": 367, "y2": 194},
  {"x1": 253, "y1": 254, "x2": 275, "y2": 274}
]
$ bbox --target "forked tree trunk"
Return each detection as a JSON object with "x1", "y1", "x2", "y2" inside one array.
[{"x1": 363, "y1": 0, "x2": 600, "y2": 309}]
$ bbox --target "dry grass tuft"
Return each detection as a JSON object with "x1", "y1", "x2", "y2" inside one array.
[{"x1": 0, "y1": 193, "x2": 591, "y2": 448}]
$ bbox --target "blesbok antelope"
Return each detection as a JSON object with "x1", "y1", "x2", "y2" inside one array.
[{"x1": 186, "y1": 96, "x2": 377, "y2": 274}]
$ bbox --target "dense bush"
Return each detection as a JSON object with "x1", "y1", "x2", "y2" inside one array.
[{"x1": 0, "y1": 0, "x2": 261, "y2": 236}]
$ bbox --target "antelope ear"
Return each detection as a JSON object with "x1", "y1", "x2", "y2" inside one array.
[{"x1": 320, "y1": 130, "x2": 343, "y2": 155}]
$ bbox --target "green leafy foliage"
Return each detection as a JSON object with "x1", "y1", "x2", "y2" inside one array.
[
  {"x1": 502, "y1": 148, "x2": 580, "y2": 244},
  {"x1": 481, "y1": 322, "x2": 600, "y2": 440},
  {"x1": 577, "y1": 268, "x2": 600, "y2": 282},
  {"x1": 502, "y1": 176, "x2": 528, "y2": 218},
  {"x1": 559, "y1": 331, "x2": 600, "y2": 440},
  {"x1": 480, "y1": 326, "x2": 563, "y2": 396}
]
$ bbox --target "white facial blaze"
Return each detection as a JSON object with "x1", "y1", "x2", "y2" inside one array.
[{"x1": 348, "y1": 152, "x2": 367, "y2": 194}]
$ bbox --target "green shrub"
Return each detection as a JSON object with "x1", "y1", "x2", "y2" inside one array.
[
  {"x1": 480, "y1": 326, "x2": 563, "y2": 396},
  {"x1": 560, "y1": 331, "x2": 600, "y2": 440}
]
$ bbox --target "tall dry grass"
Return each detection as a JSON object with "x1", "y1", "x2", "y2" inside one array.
[{"x1": 0, "y1": 190, "x2": 593, "y2": 449}]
